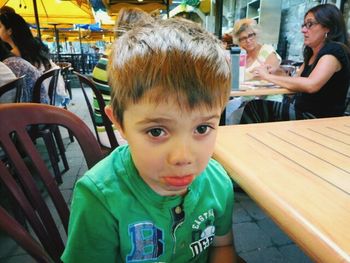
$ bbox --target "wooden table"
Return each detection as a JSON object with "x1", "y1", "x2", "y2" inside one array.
[
  {"x1": 214, "y1": 117, "x2": 350, "y2": 262},
  {"x1": 230, "y1": 85, "x2": 293, "y2": 97},
  {"x1": 220, "y1": 85, "x2": 294, "y2": 125}
]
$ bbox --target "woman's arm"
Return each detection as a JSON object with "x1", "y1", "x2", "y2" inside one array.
[
  {"x1": 264, "y1": 52, "x2": 282, "y2": 74},
  {"x1": 253, "y1": 54, "x2": 341, "y2": 93},
  {"x1": 209, "y1": 245, "x2": 237, "y2": 263}
]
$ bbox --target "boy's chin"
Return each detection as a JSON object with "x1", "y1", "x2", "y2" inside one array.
[{"x1": 156, "y1": 186, "x2": 189, "y2": 196}]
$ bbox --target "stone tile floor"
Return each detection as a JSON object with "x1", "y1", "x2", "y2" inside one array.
[{"x1": 0, "y1": 83, "x2": 313, "y2": 263}]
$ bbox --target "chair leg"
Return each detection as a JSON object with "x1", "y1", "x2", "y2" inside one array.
[
  {"x1": 68, "y1": 130, "x2": 74, "y2": 143},
  {"x1": 64, "y1": 105, "x2": 75, "y2": 143},
  {"x1": 66, "y1": 79, "x2": 72, "y2": 100},
  {"x1": 52, "y1": 126, "x2": 69, "y2": 173},
  {"x1": 40, "y1": 129, "x2": 62, "y2": 185}
]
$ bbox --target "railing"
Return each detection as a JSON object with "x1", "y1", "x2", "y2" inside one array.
[{"x1": 50, "y1": 53, "x2": 100, "y2": 74}]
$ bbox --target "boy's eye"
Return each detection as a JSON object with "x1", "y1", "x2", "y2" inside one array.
[
  {"x1": 148, "y1": 128, "x2": 165, "y2": 137},
  {"x1": 195, "y1": 125, "x2": 211, "y2": 135}
]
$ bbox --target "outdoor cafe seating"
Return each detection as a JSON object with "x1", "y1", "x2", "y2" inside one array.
[
  {"x1": 31, "y1": 68, "x2": 69, "y2": 184},
  {"x1": 0, "y1": 103, "x2": 103, "y2": 263},
  {"x1": 50, "y1": 53, "x2": 99, "y2": 75}
]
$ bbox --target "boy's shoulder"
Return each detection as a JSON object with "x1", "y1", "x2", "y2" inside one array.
[
  {"x1": 77, "y1": 145, "x2": 131, "y2": 189},
  {"x1": 206, "y1": 158, "x2": 230, "y2": 177},
  {"x1": 199, "y1": 158, "x2": 233, "y2": 188}
]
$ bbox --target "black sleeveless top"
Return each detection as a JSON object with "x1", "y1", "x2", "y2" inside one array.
[{"x1": 295, "y1": 42, "x2": 350, "y2": 117}]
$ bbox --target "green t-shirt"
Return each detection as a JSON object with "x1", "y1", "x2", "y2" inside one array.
[{"x1": 62, "y1": 145, "x2": 234, "y2": 263}]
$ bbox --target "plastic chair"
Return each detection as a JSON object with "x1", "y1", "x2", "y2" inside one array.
[
  {"x1": 73, "y1": 71, "x2": 119, "y2": 153},
  {"x1": 0, "y1": 103, "x2": 103, "y2": 263},
  {"x1": 31, "y1": 68, "x2": 69, "y2": 184},
  {"x1": 0, "y1": 75, "x2": 25, "y2": 103},
  {"x1": 32, "y1": 68, "x2": 60, "y2": 105}
]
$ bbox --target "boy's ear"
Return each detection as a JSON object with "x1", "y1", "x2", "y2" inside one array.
[{"x1": 104, "y1": 105, "x2": 125, "y2": 137}]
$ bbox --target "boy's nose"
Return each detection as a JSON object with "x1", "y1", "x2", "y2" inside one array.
[{"x1": 168, "y1": 141, "x2": 194, "y2": 166}]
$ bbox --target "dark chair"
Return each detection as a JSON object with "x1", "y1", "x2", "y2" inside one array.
[
  {"x1": 31, "y1": 68, "x2": 69, "y2": 184},
  {"x1": 0, "y1": 103, "x2": 103, "y2": 263},
  {"x1": 73, "y1": 71, "x2": 119, "y2": 153},
  {"x1": 32, "y1": 68, "x2": 60, "y2": 105},
  {"x1": 0, "y1": 75, "x2": 25, "y2": 103}
]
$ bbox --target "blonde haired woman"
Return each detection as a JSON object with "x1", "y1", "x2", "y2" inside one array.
[
  {"x1": 226, "y1": 18, "x2": 282, "y2": 124},
  {"x1": 232, "y1": 18, "x2": 282, "y2": 80}
]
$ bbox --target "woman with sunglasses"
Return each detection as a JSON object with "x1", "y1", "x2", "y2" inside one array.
[
  {"x1": 232, "y1": 18, "x2": 282, "y2": 81},
  {"x1": 240, "y1": 4, "x2": 350, "y2": 123}
]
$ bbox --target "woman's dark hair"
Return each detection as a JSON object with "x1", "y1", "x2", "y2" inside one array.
[
  {"x1": 0, "y1": 6, "x2": 16, "y2": 14},
  {"x1": 303, "y1": 4, "x2": 349, "y2": 64},
  {"x1": 0, "y1": 39, "x2": 14, "y2": 61},
  {"x1": 0, "y1": 12, "x2": 51, "y2": 70}
]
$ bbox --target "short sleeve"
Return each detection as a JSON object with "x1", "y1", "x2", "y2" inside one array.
[
  {"x1": 259, "y1": 44, "x2": 282, "y2": 63},
  {"x1": 210, "y1": 160, "x2": 234, "y2": 237},
  {"x1": 61, "y1": 176, "x2": 120, "y2": 263},
  {"x1": 318, "y1": 42, "x2": 350, "y2": 70}
]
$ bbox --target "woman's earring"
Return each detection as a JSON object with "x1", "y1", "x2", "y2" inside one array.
[{"x1": 325, "y1": 32, "x2": 328, "y2": 39}]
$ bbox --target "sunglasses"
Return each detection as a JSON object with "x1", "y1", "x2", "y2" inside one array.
[
  {"x1": 301, "y1": 21, "x2": 319, "y2": 29},
  {"x1": 238, "y1": 33, "x2": 256, "y2": 43}
]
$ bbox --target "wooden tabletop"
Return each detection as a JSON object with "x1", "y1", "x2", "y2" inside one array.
[
  {"x1": 230, "y1": 85, "x2": 293, "y2": 97},
  {"x1": 214, "y1": 117, "x2": 350, "y2": 262}
]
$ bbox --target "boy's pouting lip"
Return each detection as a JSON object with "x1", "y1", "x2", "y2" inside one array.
[{"x1": 163, "y1": 174, "x2": 194, "y2": 188}]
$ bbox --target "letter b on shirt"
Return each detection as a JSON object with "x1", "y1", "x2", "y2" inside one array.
[{"x1": 127, "y1": 222, "x2": 164, "y2": 262}]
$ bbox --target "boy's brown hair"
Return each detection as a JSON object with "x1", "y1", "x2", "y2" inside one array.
[
  {"x1": 114, "y1": 7, "x2": 154, "y2": 37},
  {"x1": 108, "y1": 18, "x2": 231, "y2": 126}
]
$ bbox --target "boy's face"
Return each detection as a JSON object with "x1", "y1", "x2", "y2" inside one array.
[{"x1": 106, "y1": 97, "x2": 222, "y2": 196}]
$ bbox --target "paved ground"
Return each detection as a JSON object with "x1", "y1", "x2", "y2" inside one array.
[{"x1": 0, "y1": 80, "x2": 313, "y2": 262}]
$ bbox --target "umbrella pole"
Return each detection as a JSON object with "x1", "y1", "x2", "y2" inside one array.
[
  {"x1": 32, "y1": 0, "x2": 41, "y2": 40},
  {"x1": 53, "y1": 24, "x2": 60, "y2": 62},
  {"x1": 167, "y1": 0, "x2": 170, "y2": 18},
  {"x1": 78, "y1": 27, "x2": 85, "y2": 74}
]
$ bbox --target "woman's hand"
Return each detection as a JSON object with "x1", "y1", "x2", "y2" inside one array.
[{"x1": 250, "y1": 64, "x2": 270, "y2": 80}]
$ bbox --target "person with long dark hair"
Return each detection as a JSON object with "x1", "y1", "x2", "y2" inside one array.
[
  {"x1": 240, "y1": 4, "x2": 350, "y2": 123},
  {"x1": 0, "y1": 12, "x2": 51, "y2": 71},
  {"x1": 0, "y1": 12, "x2": 69, "y2": 105},
  {"x1": 0, "y1": 40, "x2": 44, "y2": 103}
]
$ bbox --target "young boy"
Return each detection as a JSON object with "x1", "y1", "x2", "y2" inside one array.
[{"x1": 62, "y1": 18, "x2": 236, "y2": 263}]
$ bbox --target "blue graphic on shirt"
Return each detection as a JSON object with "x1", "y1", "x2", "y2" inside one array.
[
  {"x1": 190, "y1": 225, "x2": 215, "y2": 257},
  {"x1": 127, "y1": 222, "x2": 164, "y2": 262}
]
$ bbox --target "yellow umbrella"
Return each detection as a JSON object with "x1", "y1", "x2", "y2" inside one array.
[
  {"x1": 0, "y1": 0, "x2": 95, "y2": 28},
  {"x1": 102, "y1": 0, "x2": 171, "y2": 15}
]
